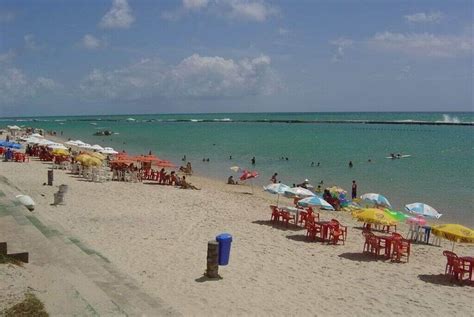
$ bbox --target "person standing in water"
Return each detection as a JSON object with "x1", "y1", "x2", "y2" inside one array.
[
  {"x1": 352, "y1": 180, "x2": 357, "y2": 199},
  {"x1": 251, "y1": 157, "x2": 256, "y2": 165},
  {"x1": 349, "y1": 161, "x2": 353, "y2": 168}
]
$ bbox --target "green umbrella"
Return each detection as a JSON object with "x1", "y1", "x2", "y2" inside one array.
[{"x1": 384, "y1": 208, "x2": 410, "y2": 221}]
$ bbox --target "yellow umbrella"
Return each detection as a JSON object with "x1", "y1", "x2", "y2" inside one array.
[
  {"x1": 82, "y1": 156, "x2": 102, "y2": 167},
  {"x1": 52, "y1": 149, "x2": 69, "y2": 156},
  {"x1": 75, "y1": 154, "x2": 91, "y2": 163},
  {"x1": 352, "y1": 208, "x2": 398, "y2": 226},
  {"x1": 91, "y1": 152, "x2": 105, "y2": 160},
  {"x1": 432, "y1": 224, "x2": 474, "y2": 250}
]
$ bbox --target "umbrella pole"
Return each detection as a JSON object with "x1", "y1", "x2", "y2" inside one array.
[
  {"x1": 276, "y1": 194, "x2": 280, "y2": 207},
  {"x1": 452, "y1": 241, "x2": 455, "y2": 251},
  {"x1": 251, "y1": 179, "x2": 254, "y2": 194}
]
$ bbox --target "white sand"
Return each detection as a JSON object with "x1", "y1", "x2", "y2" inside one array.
[{"x1": 0, "y1": 158, "x2": 473, "y2": 316}]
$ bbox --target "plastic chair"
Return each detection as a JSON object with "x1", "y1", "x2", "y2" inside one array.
[
  {"x1": 280, "y1": 211, "x2": 295, "y2": 227},
  {"x1": 328, "y1": 225, "x2": 345, "y2": 245},
  {"x1": 391, "y1": 239, "x2": 411, "y2": 263},
  {"x1": 270, "y1": 205, "x2": 281, "y2": 222},
  {"x1": 306, "y1": 223, "x2": 321, "y2": 241},
  {"x1": 330, "y1": 219, "x2": 347, "y2": 241},
  {"x1": 443, "y1": 250, "x2": 458, "y2": 275}
]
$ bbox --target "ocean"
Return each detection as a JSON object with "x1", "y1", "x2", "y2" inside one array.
[{"x1": 2, "y1": 112, "x2": 473, "y2": 226}]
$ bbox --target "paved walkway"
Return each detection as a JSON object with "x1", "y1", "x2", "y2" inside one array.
[{"x1": 0, "y1": 186, "x2": 180, "y2": 316}]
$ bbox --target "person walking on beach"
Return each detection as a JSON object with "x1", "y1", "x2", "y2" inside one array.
[
  {"x1": 352, "y1": 180, "x2": 357, "y2": 199},
  {"x1": 270, "y1": 173, "x2": 278, "y2": 183},
  {"x1": 251, "y1": 157, "x2": 256, "y2": 165}
]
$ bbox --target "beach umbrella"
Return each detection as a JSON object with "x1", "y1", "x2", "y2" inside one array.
[
  {"x1": 52, "y1": 149, "x2": 69, "y2": 156},
  {"x1": 384, "y1": 208, "x2": 410, "y2": 221},
  {"x1": 65, "y1": 140, "x2": 78, "y2": 146},
  {"x1": 82, "y1": 156, "x2": 102, "y2": 167},
  {"x1": 75, "y1": 153, "x2": 91, "y2": 163},
  {"x1": 230, "y1": 166, "x2": 241, "y2": 172},
  {"x1": 0, "y1": 141, "x2": 21, "y2": 149},
  {"x1": 360, "y1": 193, "x2": 392, "y2": 208},
  {"x1": 31, "y1": 133, "x2": 43, "y2": 138},
  {"x1": 284, "y1": 187, "x2": 315, "y2": 198},
  {"x1": 326, "y1": 186, "x2": 347, "y2": 195},
  {"x1": 90, "y1": 152, "x2": 106, "y2": 160},
  {"x1": 406, "y1": 215, "x2": 427, "y2": 226},
  {"x1": 263, "y1": 183, "x2": 291, "y2": 206},
  {"x1": 79, "y1": 143, "x2": 93, "y2": 150},
  {"x1": 37, "y1": 139, "x2": 55, "y2": 146},
  {"x1": 90, "y1": 144, "x2": 104, "y2": 151},
  {"x1": 352, "y1": 208, "x2": 398, "y2": 226},
  {"x1": 297, "y1": 196, "x2": 335, "y2": 211},
  {"x1": 405, "y1": 203, "x2": 442, "y2": 219},
  {"x1": 240, "y1": 170, "x2": 259, "y2": 194},
  {"x1": 25, "y1": 137, "x2": 41, "y2": 144},
  {"x1": 431, "y1": 224, "x2": 474, "y2": 251},
  {"x1": 154, "y1": 160, "x2": 176, "y2": 168},
  {"x1": 100, "y1": 147, "x2": 119, "y2": 155},
  {"x1": 7, "y1": 125, "x2": 21, "y2": 130},
  {"x1": 48, "y1": 143, "x2": 68, "y2": 150}
]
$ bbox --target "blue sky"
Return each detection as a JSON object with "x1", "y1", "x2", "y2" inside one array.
[{"x1": 0, "y1": 0, "x2": 472, "y2": 116}]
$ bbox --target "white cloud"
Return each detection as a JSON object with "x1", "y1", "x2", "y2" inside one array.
[
  {"x1": 81, "y1": 34, "x2": 105, "y2": 50},
  {"x1": 183, "y1": 0, "x2": 209, "y2": 10},
  {"x1": 0, "y1": 50, "x2": 16, "y2": 63},
  {"x1": 80, "y1": 54, "x2": 280, "y2": 101},
  {"x1": 0, "y1": 11, "x2": 14, "y2": 23},
  {"x1": 228, "y1": 0, "x2": 278, "y2": 22},
  {"x1": 163, "y1": 0, "x2": 278, "y2": 22},
  {"x1": 369, "y1": 32, "x2": 473, "y2": 57},
  {"x1": 404, "y1": 11, "x2": 443, "y2": 23},
  {"x1": 100, "y1": 0, "x2": 135, "y2": 29},
  {"x1": 330, "y1": 38, "x2": 353, "y2": 62},
  {"x1": 0, "y1": 67, "x2": 58, "y2": 105}
]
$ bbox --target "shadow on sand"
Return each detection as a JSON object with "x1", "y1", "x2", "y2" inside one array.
[
  {"x1": 418, "y1": 274, "x2": 473, "y2": 287},
  {"x1": 252, "y1": 220, "x2": 304, "y2": 232},
  {"x1": 338, "y1": 252, "x2": 387, "y2": 262},
  {"x1": 195, "y1": 275, "x2": 223, "y2": 283}
]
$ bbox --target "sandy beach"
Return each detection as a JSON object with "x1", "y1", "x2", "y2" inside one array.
[{"x1": 0, "y1": 153, "x2": 473, "y2": 316}]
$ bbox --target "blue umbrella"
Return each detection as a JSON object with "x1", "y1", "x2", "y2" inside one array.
[
  {"x1": 0, "y1": 141, "x2": 21, "y2": 149},
  {"x1": 297, "y1": 196, "x2": 335, "y2": 211},
  {"x1": 360, "y1": 193, "x2": 392, "y2": 208},
  {"x1": 264, "y1": 183, "x2": 291, "y2": 206},
  {"x1": 405, "y1": 203, "x2": 443, "y2": 219}
]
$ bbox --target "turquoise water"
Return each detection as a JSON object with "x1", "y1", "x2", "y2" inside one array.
[{"x1": 2, "y1": 112, "x2": 474, "y2": 226}]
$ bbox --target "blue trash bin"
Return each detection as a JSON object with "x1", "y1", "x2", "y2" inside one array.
[{"x1": 216, "y1": 233, "x2": 232, "y2": 265}]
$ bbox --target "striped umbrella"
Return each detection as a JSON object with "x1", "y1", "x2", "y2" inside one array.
[
  {"x1": 405, "y1": 203, "x2": 442, "y2": 219},
  {"x1": 297, "y1": 196, "x2": 334, "y2": 211},
  {"x1": 284, "y1": 187, "x2": 315, "y2": 198},
  {"x1": 360, "y1": 193, "x2": 392, "y2": 208},
  {"x1": 264, "y1": 183, "x2": 291, "y2": 206}
]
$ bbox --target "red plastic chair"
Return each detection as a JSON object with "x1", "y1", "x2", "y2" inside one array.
[
  {"x1": 443, "y1": 251, "x2": 458, "y2": 275},
  {"x1": 270, "y1": 205, "x2": 281, "y2": 222},
  {"x1": 330, "y1": 219, "x2": 347, "y2": 241},
  {"x1": 280, "y1": 211, "x2": 295, "y2": 227},
  {"x1": 306, "y1": 223, "x2": 321, "y2": 241},
  {"x1": 391, "y1": 238, "x2": 411, "y2": 262},
  {"x1": 368, "y1": 235, "x2": 387, "y2": 257},
  {"x1": 328, "y1": 225, "x2": 345, "y2": 245}
]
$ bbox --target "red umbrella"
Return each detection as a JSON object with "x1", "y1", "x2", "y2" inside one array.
[
  {"x1": 154, "y1": 160, "x2": 177, "y2": 168},
  {"x1": 240, "y1": 170, "x2": 259, "y2": 194},
  {"x1": 240, "y1": 170, "x2": 259, "y2": 181}
]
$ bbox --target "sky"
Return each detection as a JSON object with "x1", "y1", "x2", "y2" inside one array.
[{"x1": 0, "y1": 0, "x2": 472, "y2": 116}]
